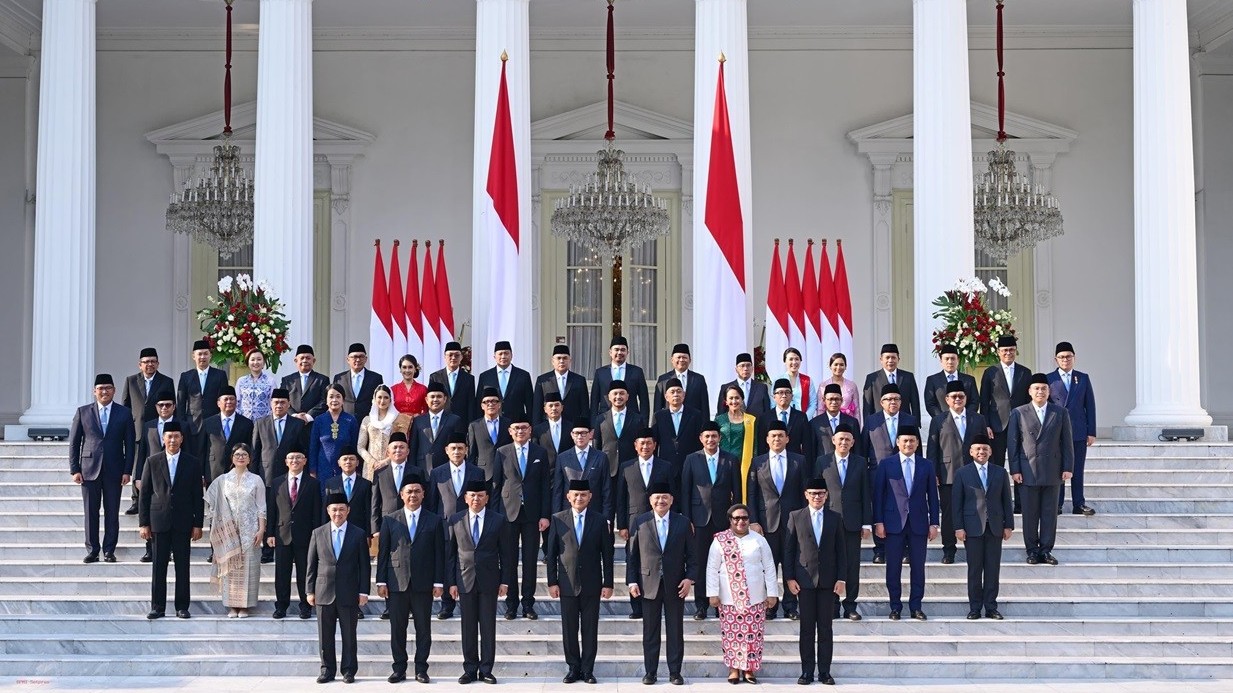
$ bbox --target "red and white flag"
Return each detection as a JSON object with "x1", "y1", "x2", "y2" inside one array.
[
  {"x1": 405, "y1": 239, "x2": 424, "y2": 370},
  {"x1": 819, "y1": 240, "x2": 841, "y2": 362},
  {"x1": 420, "y1": 242, "x2": 442, "y2": 376},
  {"x1": 435, "y1": 241, "x2": 456, "y2": 346},
  {"x1": 834, "y1": 239, "x2": 855, "y2": 368},
  {"x1": 482, "y1": 55, "x2": 520, "y2": 349},
  {"x1": 802, "y1": 240, "x2": 823, "y2": 381},
  {"x1": 369, "y1": 241, "x2": 394, "y2": 381},
  {"x1": 388, "y1": 240, "x2": 408, "y2": 376},
  {"x1": 784, "y1": 240, "x2": 805, "y2": 353},
  {"x1": 764, "y1": 240, "x2": 790, "y2": 381}
]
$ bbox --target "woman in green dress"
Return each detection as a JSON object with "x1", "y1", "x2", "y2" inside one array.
[{"x1": 714, "y1": 384, "x2": 758, "y2": 505}]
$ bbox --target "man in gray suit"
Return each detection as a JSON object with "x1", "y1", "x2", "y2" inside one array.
[
  {"x1": 926, "y1": 381, "x2": 989, "y2": 564},
  {"x1": 122, "y1": 347, "x2": 174, "y2": 514},
  {"x1": 815, "y1": 423, "x2": 871, "y2": 620},
  {"x1": 1007, "y1": 373, "x2": 1074, "y2": 566},
  {"x1": 70, "y1": 374, "x2": 136, "y2": 563},
  {"x1": 307, "y1": 492, "x2": 372, "y2": 684},
  {"x1": 953, "y1": 434, "x2": 1013, "y2": 619}
]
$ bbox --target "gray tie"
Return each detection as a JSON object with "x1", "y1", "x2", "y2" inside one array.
[
  {"x1": 1038, "y1": 408, "x2": 1046, "y2": 425},
  {"x1": 301, "y1": 373, "x2": 308, "y2": 393}
]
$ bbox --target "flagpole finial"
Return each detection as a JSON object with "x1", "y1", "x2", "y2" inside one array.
[
  {"x1": 439, "y1": 239, "x2": 445, "y2": 247},
  {"x1": 501, "y1": 50, "x2": 509, "y2": 62},
  {"x1": 718, "y1": 52, "x2": 726, "y2": 63},
  {"x1": 412, "y1": 238, "x2": 418, "y2": 248},
  {"x1": 393, "y1": 239, "x2": 399, "y2": 247},
  {"x1": 425, "y1": 239, "x2": 432, "y2": 248},
  {"x1": 821, "y1": 238, "x2": 827, "y2": 247},
  {"x1": 788, "y1": 238, "x2": 794, "y2": 247},
  {"x1": 807, "y1": 238, "x2": 814, "y2": 247},
  {"x1": 836, "y1": 238, "x2": 843, "y2": 247},
  {"x1": 774, "y1": 238, "x2": 780, "y2": 246},
  {"x1": 374, "y1": 239, "x2": 380, "y2": 247}
]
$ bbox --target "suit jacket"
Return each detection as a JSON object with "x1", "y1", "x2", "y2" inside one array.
[
  {"x1": 252, "y1": 415, "x2": 306, "y2": 485},
  {"x1": 429, "y1": 368, "x2": 476, "y2": 422},
  {"x1": 748, "y1": 451, "x2": 808, "y2": 533},
  {"x1": 553, "y1": 447, "x2": 613, "y2": 519},
  {"x1": 136, "y1": 416, "x2": 192, "y2": 483},
  {"x1": 594, "y1": 408, "x2": 646, "y2": 477},
  {"x1": 176, "y1": 366, "x2": 228, "y2": 433},
  {"x1": 426, "y1": 462, "x2": 486, "y2": 518},
  {"x1": 1048, "y1": 370, "x2": 1097, "y2": 441},
  {"x1": 445, "y1": 509, "x2": 513, "y2": 593},
  {"x1": 324, "y1": 474, "x2": 374, "y2": 536},
  {"x1": 532, "y1": 370, "x2": 589, "y2": 425},
  {"x1": 376, "y1": 508, "x2": 446, "y2": 593},
  {"x1": 650, "y1": 406, "x2": 705, "y2": 475},
  {"x1": 625, "y1": 510, "x2": 696, "y2": 599},
  {"x1": 861, "y1": 412, "x2": 920, "y2": 466},
  {"x1": 861, "y1": 369, "x2": 921, "y2": 420},
  {"x1": 654, "y1": 370, "x2": 710, "y2": 415},
  {"x1": 197, "y1": 413, "x2": 255, "y2": 485},
  {"x1": 755, "y1": 408, "x2": 815, "y2": 461},
  {"x1": 715, "y1": 379, "x2": 771, "y2": 418},
  {"x1": 492, "y1": 442, "x2": 551, "y2": 523},
  {"x1": 873, "y1": 454, "x2": 940, "y2": 535},
  {"x1": 926, "y1": 410, "x2": 989, "y2": 485},
  {"x1": 1007, "y1": 402, "x2": 1075, "y2": 486},
  {"x1": 923, "y1": 370, "x2": 981, "y2": 419},
  {"x1": 476, "y1": 365, "x2": 534, "y2": 422},
  {"x1": 467, "y1": 416, "x2": 512, "y2": 481},
  {"x1": 369, "y1": 463, "x2": 419, "y2": 533},
  {"x1": 533, "y1": 417, "x2": 573, "y2": 468},
  {"x1": 782, "y1": 506, "x2": 847, "y2": 590},
  {"x1": 267, "y1": 473, "x2": 323, "y2": 545},
  {"x1": 138, "y1": 451, "x2": 205, "y2": 533},
  {"x1": 122, "y1": 371, "x2": 175, "y2": 435},
  {"x1": 952, "y1": 462, "x2": 1014, "y2": 537},
  {"x1": 333, "y1": 368, "x2": 385, "y2": 421},
  {"x1": 591, "y1": 363, "x2": 651, "y2": 419},
  {"x1": 979, "y1": 363, "x2": 1032, "y2": 433},
  {"x1": 679, "y1": 450, "x2": 738, "y2": 529},
  {"x1": 281, "y1": 369, "x2": 331, "y2": 419},
  {"x1": 545, "y1": 508, "x2": 615, "y2": 597},
  {"x1": 614, "y1": 457, "x2": 675, "y2": 531},
  {"x1": 809, "y1": 411, "x2": 865, "y2": 462},
  {"x1": 307, "y1": 521, "x2": 372, "y2": 606},
  {"x1": 409, "y1": 410, "x2": 464, "y2": 472},
  {"x1": 816, "y1": 453, "x2": 873, "y2": 533},
  {"x1": 69, "y1": 402, "x2": 136, "y2": 481}
]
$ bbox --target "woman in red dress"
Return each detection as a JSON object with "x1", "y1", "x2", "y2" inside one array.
[{"x1": 391, "y1": 354, "x2": 428, "y2": 417}]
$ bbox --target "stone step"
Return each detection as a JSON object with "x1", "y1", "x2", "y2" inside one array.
[
  {"x1": 1080, "y1": 483, "x2": 1233, "y2": 499},
  {"x1": 1082, "y1": 457, "x2": 1233, "y2": 470},
  {"x1": 1070, "y1": 499, "x2": 1233, "y2": 514},
  {"x1": 1086, "y1": 443, "x2": 1233, "y2": 458}
]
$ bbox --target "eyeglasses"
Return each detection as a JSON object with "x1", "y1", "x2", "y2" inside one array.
[{"x1": 729, "y1": 516, "x2": 750, "y2": 522}]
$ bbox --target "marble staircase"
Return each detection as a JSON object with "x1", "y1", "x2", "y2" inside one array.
[{"x1": 0, "y1": 442, "x2": 1231, "y2": 681}]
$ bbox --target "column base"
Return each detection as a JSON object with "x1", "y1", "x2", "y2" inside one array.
[
  {"x1": 18, "y1": 407, "x2": 76, "y2": 428},
  {"x1": 1111, "y1": 425, "x2": 1228, "y2": 442}
]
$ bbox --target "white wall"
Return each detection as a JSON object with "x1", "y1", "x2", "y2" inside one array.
[
  {"x1": 0, "y1": 74, "x2": 30, "y2": 425},
  {"x1": 1200, "y1": 70, "x2": 1233, "y2": 426}
]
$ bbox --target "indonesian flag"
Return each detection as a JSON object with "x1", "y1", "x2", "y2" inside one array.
[
  {"x1": 482, "y1": 56, "x2": 520, "y2": 349},
  {"x1": 784, "y1": 240, "x2": 805, "y2": 351},
  {"x1": 388, "y1": 240, "x2": 408, "y2": 376},
  {"x1": 420, "y1": 243, "x2": 442, "y2": 376},
  {"x1": 405, "y1": 239, "x2": 424, "y2": 369},
  {"x1": 802, "y1": 240, "x2": 823, "y2": 380},
  {"x1": 764, "y1": 240, "x2": 790, "y2": 378},
  {"x1": 819, "y1": 240, "x2": 841, "y2": 363},
  {"x1": 369, "y1": 241, "x2": 394, "y2": 382},
  {"x1": 834, "y1": 239, "x2": 855, "y2": 368},
  {"x1": 435, "y1": 241, "x2": 456, "y2": 345}
]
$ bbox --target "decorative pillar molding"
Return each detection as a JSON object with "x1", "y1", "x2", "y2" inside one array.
[
  {"x1": 325, "y1": 154, "x2": 355, "y2": 367},
  {"x1": 19, "y1": 0, "x2": 97, "y2": 428},
  {"x1": 472, "y1": 0, "x2": 532, "y2": 360},
  {"x1": 1119, "y1": 0, "x2": 1223, "y2": 439},
  {"x1": 870, "y1": 153, "x2": 897, "y2": 377},
  {"x1": 253, "y1": 0, "x2": 315, "y2": 351},
  {"x1": 912, "y1": 0, "x2": 974, "y2": 376}
]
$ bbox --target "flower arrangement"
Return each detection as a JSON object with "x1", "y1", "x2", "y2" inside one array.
[
  {"x1": 198, "y1": 274, "x2": 292, "y2": 372},
  {"x1": 930, "y1": 277, "x2": 1016, "y2": 371}
]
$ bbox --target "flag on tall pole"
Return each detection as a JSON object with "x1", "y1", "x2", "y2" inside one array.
[
  {"x1": 764, "y1": 239, "x2": 790, "y2": 381},
  {"x1": 388, "y1": 240, "x2": 408, "y2": 376},
  {"x1": 819, "y1": 239, "x2": 841, "y2": 361},
  {"x1": 435, "y1": 240, "x2": 456, "y2": 346},
  {"x1": 369, "y1": 241, "x2": 394, "y2": 380},
  {"x1": 802, "y1": 240, "x2": 823, "y2": 381},
  {"x1": 784, "y1": 239, "x2": 805, "y2": 352},
  {"x1": 420, "y1": 242, "x2": 442, "y2": 376},
  {"x1": 834, "y1": 239, "x2": 855, "y2": 367},
  {"x1": 483, "y1": 53, "x2": 520, "y2": 347},
  {"x1": 405, "y1": 239, "x2": 424, "y2": 370}
]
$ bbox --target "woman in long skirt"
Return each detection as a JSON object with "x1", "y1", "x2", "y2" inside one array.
[
  {"x1": 204, "y1": 443, "x2": 267, "y2": 618},
  {"x1": 705, "y1": 503, "x2": 780, "y2": 684}
]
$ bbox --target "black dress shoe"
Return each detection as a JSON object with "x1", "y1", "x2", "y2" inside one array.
[
  {"x1": 103, "y1": 553, "x2": 117, "y2": 563},
  {"x1": 272, "y1": 609, "x2": 286, "y2": 619},
  {"x1": 564, "y1": 672, "x2": 581, "y2": 684},
  {"x1": 628, "y1": 612, "x2": 642, "y2": 619},
  {"x1": 458, "y1": 673, "x2": 476, "y2": 684},
  {"x1": 642, "y1": 675, "x2": 656, "y2": 685},
  {"x1": 986, "y1": 610, "x2": 1004, "y2": 620},
  {"x1": 1026, "y1": 554, "x2": 1039, "y2": 565},
  {"x1": 317, "y1": 673, "x2": 335, "y2": 684},
  {"x1": 380, "y1": 609, "x2": 390, "y2": 620},
  {"x1": 1042, "y1": 553, "x2": 1059, "y2": 566},
  {"x1": 524, "y1": 608, "x2": 538, "y2": 620},
  {"x1": 83, "y1": 553, "x2": 99, "y2": 564},
  {"x1": 175, "y1": 610, "x2": 191, "y2": 619},
  {"x1": 966, "y1": 611, "x2": 981, "y2": 620},
  {"x1": 437, "y1": 610, "x2": 453, "y2": 620},
  {"x1": 479, "y1": 673, "x2": 497, "y2": 684},
  {"x1": 819, "y1": 673, "x2": 836, "y2": 685},
  {"x1": 765, "y1": 608, "x2": 777, "y2": 620},
  {"x1": 300, "y1": 606, "x2": 313, "y2": 619},
  {"x1": 125, "y1": 503, "x2": 139, "y2": 515},
  {"x1": 888, "y1": 610, "x2": 901, "y2": 620},
  {"x1": 584, "y1": 674, "x2": 597, "y2": 684},
  {"x1": 845, "y1": 611, "x2": 862, "y2": 622},
  {"x1": 504, "y1": 609, "x2": 518, "y2": 620},
  {"x1": 343, "y1": 673, "x2": 355, "y2": 684},
  {"x1": 669, "y1": 674, "x2": 685, "y2": 686},
  {"x1": 1076, "y1": 505, "x2": 1096, "y2": 516},
  {"x1": 260, "y1": 555, "x2": 274, "y2": 564},
  {"x1": 147, "y1": 610, "x2": 165, "y2": 620},
  {"x1": 872, "y1": 555, "x2": 885, "y2": 564},
  {"x1": 797, "y1": 674, "x2": 814, "y2": 685},
  {"x1": 356, "y1": 611, "x2": 365, "y2": 619},
  {"x1": 941, "y1": 553, "x2": 955, "y2": 564},
  {"x1": 388, "y1": 672, "x2": 406, "y2": 683},
  {"x1": 911, "y1": 610, "x2": 927, "y2": 621},
  {"x1": 415, "y1": 673, "x2": 430, "y2": 683},
  {"x1": 786, "y1": 610, "x2": 799, "y2": 621},
  {"x1": 693, "y1": 609, "x2": 707, "y2": 620},
  {"x1": 206, "y1": 551, "x2": 214, "y2": 564},
  {"x1": 140, "y1": 552, "x2": 152, "y2": 563}
]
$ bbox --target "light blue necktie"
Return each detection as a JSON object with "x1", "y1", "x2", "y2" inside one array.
[
  {"x1": 903, "y1": 457, "x2": 914, "y2": 495},
  {"x1": 830, "y1": 416, "x2": 839, "y2": 431},
  {"x1": 489, "y1": 420, "x2": 498, "y2": 444},
  {"x1": 472, "y1": 515, "x2": 481, "y2": 545},
  {"x1": 394, "y1": 464, "x2": 404, "y2": 492},
  {"x1": 578, "y1": 449, "x2": 587, "y2": 469},
  {"x1": 614, "y1": 366, "x2": 623, "y2": 381},
  {"x1": 223, "y1": 417, "x2": 231, "y2": 439},
  {"x1": 813, "y1": 511, "x2": 823, "y2": 545},
  {"x1": 518, "y1": 446, "x2": 527, "y2": 478},
  {"x1": 409, "y1": 511, "x2": 417, "y2": 541},
  {"x1": 615, "y1": 411, "x2": 624, "y2": 437},
  {"x1": 1063, "y1": 372, "x2": 1071, "y2": 393},
  {"x1": 979, "y1": 464, "x2": 988, "y2": 491},
  {"x1": 575, "y1": 513, "x2": 585, "y2": 544},
  {"x1": 773, "y1": 454, "x2": 785, "y2": 494},
  {"x1": 780, "y1": 410, "x2": 789, "y2": 425},
  {"x1": 957, "y1": 415, "x2": 966, "y2": 440},
  {"x1": 947, "y1": 373, "x2": 956, "y2": 383},
  {"x1": 658, "y1": 517, "x2": 668, "y2": 551},
  {"x1": 345, "y1": 476, "x2": 353, "y2": 501},
  {"x1": 301, "y1": 373, "x2": 308, "y2": 393},
  {"x1": 453, "y1": 466, "x2": 463, "y2": 495},
  {"x1": 888, "y1": 371, "x2": 897, "y2": 385},
  {"x1": 100, "y1": 407, "x2": 109, "y2": 434},
  {"x1": 158, "y1": 421, "x2": 165, "y2": 443},
  {"x1": 499, "y1": 370, "x2": 508, "y2": 396},
  {"x1": 276, "y1": 418, "x2": 284, "y2": 444},
  {"x1": 1037, "y1": 408, "x2": 1046, "y2": 426},
  {"x1": 199, "y1": 370, "x2": 207, "y2": 394},
  {"x1": 888, "y1": 416, "x2": 897, "y2": 444},
  {"x1": 672, "y1": 410, "x2": 681, "y2": 435},
  {"x1": 708, "y1": 455, "x2": 717, "y2": 484},
  {"x1": 144, "y1": 379, "x2": 151, "y2": 397},
  {"x1": 431, "y1": 414, "x2": 440, "y2": 439},
  {"x1": 449, "y1": 370, "x2": 457, "y2": 395},
  {"x1": 332, "y1": 527, "x2": 343, "y2": 558},
  {"x1": 353, "y1": 371, "x2": 362, "y2": 395},
  {"x1": 168, "y1": 456, "x2": 177, "y2": 483},
  {"x1": 839, "y1": 458, "x2": 847, "y2": 486}
]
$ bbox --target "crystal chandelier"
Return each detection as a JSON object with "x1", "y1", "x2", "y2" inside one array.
[
  {"x1": 550, "y1": 0, "x2": 669, "y2": 259},
  {"x1": 972, "y1": 0, "x2": 1063, "y2": 262},
  {"x1": 165, "y1": 0, "x2": 254, "y2": 259}
]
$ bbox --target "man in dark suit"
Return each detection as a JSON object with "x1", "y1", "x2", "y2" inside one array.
[
  {"x1": 654, "y1": 343, "x2": 710, "y2": 415},
  {"x1": 861, "y1": 383, "x2": 918, "y2": 564},
  {"x1": 615, "y1": 429, "x2": 673, "y2": 619},
  {"x1": 861, "y1": 343, "x2": 921, "y2": 420},
  {"x1": 123, "y1": 347, "x2": 174, "y2": 514},
  {"x1": 626, "y1": 482, "x2": 696, "y2": 686},
  {"x1": 266, "y1": 447, "x2": 322, "y2": 620},
  {"x1": 533, "y1": 344, "x2": 589, "y2": 425},
  {"x1": 135, "y1": 390, "x2": 189, "y2": 562},
  {"x1": 980, "y1": 334, "x2": 1032, "y2": 476},
  {"x1": 307, "y1": 492, "x2": 372, "y2": 684},
  {"x1": 474, "y1": 340, "x2": 534, "y2": 422},
  {"x1": 1049, "y1": 341, "x2": 1098, "y2": 516},
  {"x1": 376, "y1": 476, "x2": 445, "y2": 684},
  {"x1": 923, "y1": 344, "x2": 980, "y2": 419},
  {"x1": 593, "y1": 380, "x2": 645, "y2": 479},
  {"x1": 715, "y1": 352, "x2": 771, "y2": 417},
  {"x1": 748, "y1": 420, "x2": 808, "y2": 620},
  {"x1": 650, "y1": 378, "x2": 704, "y2": 483},
  {"x1": 679, "y1": 421, "x2": 737, "y2": 619},
  {"x1": 816, "y1": 423, "x2": 871, "y2": 621},
  {"x1": 252, "y1": 388, "x2": 305, "y2": 488},
  {"x1": 282, "y1": 344, "x2": 331, "y2": 425},
  {"x1": 552, "y1": 415, "x2": 612, "y2": 519},
  {"x1": 756, "y1": 378, "x2": 815, "y2": 461},
  {"x1": 810, "y1": 383, "x2": 864, "y2": 462},
  {"x1": 491, "y1": 414, "x2": 551, "y2": 620},
  {"x1": 446, "y1": 481, "x2": 513, "y2": 684},
  {"x1": 467, "y1": 387, "x2": 511, "y2": 481},
  {"x1": 197, "y1": 386, "x2": 254, "y2": 485},
  {"x1": 783, "y1": 478, "x2": 847, "y2": 686},
  {"x1": 425, "y1": 432, "x2": 484, "y2": 620},
  {"x1": 430, "y1": 341, "x2": 476, "y2": 422},
  {"x1": 409, "y1": 381, "x2": 464, "y2": 472},
  {"x1": 873, "y1": 425, "x2": 939, "y2": 620},
  {"x1": 333, "y1": 342, "x2": 385, "y2": 422},
  {"x1": 591, "y1": 336, "x2": 651, "y2": 419},
  {"x1": 324, "y1": 448, "x2": 374, "y2": 561},
  {"x1": 533, "y1": 391, "x2": 572, "y2": 467},
  {"x1": 176, "y1": 339, "x2": 227, "y2": 434},
  {"x1": 545, "y1": 479, "x2": 615, "y2": 684},
  {"x1": 953, "y1": 434, "x2": 1014, "y2": 620},
  {"x1": 926, "y1": 381, "x2": 989, "y2": 564},
  {"x1": 1009, "y1": 373, "x2": 1075, "y2": 566},
  {"x1": 70, "y1": 374, "x2": 136, "y2": 563},
  {"x1": 371, "y1": 432, "x2": 417, "y2": 540},
  {"x1": 138, "y1": 421, "x2": 203, "y2": 619}
]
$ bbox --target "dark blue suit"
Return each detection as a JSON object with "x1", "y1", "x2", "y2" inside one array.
[
  {"x1": 873, "y1": 454, "x2": 939, "y2": 613},
  {"x1": 1048, "y1": 369, "x2": 1096, "y2": 511},
  {"x1": 69, "y1": 402, "x2": 136, "y2": 556}
]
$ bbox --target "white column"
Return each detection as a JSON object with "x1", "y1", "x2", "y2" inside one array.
[
  {"x1": 20, "y1": 0, "x2": 96, "y2": 427},
  {"x1": 1122, "y1": 0, "x2": 1214, "y2": 432},
  {"x1": 912, "y1": 0, "x2": 974, "y2": 376},
  {"x1": 253, "y1": 0, "x2": 315, "y2": 355},
  {"x1": 472, "y1": 0, "x2": 532, "y2": 362}
]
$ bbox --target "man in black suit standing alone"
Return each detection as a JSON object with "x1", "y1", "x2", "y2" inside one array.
[
  {"x1": 1008, "y1": 373, "x2": 1074, "y2": 566},
  {"x1": 492, "y1": 413, "x2": 551, "y2": 620},
  {"x1": 123, "y1": 347, "x2": 174, "y2": 514},
  {"x1": 816, "y1": 423, "x2": 871, "y2": 621},
  {"x1": 376, "y1": 477, "x2": 445, "y2": 684},
  {"x1": 545, "y1": 479, "x2": 615, "y2": 684},
  {"x1": 626, "y1": 482, "x2": 696, "y2": 686},
  {"x1": 176, "y1": 339, "x2": 227, "y2": 435},
  {"x1": 70, "y1": 374, "x2": 136, "y2": 563},
  {"x1": 334, "y1": 343, "x2": 384, "y2": 421},
  {"x1": 953, "y1": 434, "x2": 1013, "y2": 620},
  {"x1": 591, "y1": 336, "x2": 651, "y2": 419},
  {"x1": 446, "y1": 480, "x2": 512, "y2": 684},
  {"x1": 475, "y1": 341, "x2": 534, "y2": 422},
  {"x1": 138, "y1": 422, "x2": 203, "y2": 619},
  {"x1": 783, "y1": 478, "x2": 847, "y2": 686},
  {"x1": 266, "y1": 446, "x2": 321, "y2": 620},
  {"x1": 308, "y1": 492, "x2": 372, "y2": 684}
]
